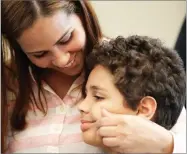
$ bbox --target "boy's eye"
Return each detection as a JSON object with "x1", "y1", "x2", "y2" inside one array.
[{"x1": 94, "y1": 96, "x2": 104, "y2": 101}]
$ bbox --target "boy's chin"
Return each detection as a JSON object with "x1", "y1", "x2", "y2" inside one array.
[
  {"x1": 83, "y1": 132, "x2": 113, "y2": 154},
  {"x1": 82, "y1": 130, "x2": 104, "y2": 147},
  {"x1": 84, "y1": 139, "x2": 112, "y2": 154}
]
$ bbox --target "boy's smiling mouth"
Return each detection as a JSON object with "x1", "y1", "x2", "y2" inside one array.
[{"x1": 80, "y1": 120, "x2": 96, "y2": 132}]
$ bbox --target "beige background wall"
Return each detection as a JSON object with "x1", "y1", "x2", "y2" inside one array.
[{"x1": 91, "y1": 1, "x2": 186, "y2": 48}]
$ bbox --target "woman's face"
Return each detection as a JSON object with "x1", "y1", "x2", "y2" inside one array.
[
  {"x1": 78, "y1": 65, "x2": 137, "y2": 147},
  {"x1": 17, "y1": 11, "x2": 86, "y2": 76}
]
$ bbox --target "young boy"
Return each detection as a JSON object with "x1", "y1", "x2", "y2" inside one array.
[{"x1": 78, "y1": 35, "x2": 186, "y2": 153}]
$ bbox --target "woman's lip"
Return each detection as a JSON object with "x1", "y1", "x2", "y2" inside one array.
[{"x1": 63, "y1": 54, "x2": 76, "y2": 68}]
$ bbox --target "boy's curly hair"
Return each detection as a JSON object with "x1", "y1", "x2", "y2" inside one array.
[{"x1": 84, "y1": 35, "x2": 186, "y2": 130}]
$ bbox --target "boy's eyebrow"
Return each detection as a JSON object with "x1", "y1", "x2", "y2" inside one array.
[{"x1": 90, "y1": 85, "x2": 108, "y2": 93}]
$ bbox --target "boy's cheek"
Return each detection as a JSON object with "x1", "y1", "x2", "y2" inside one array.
[
  {"x1": 91, "y1": 101, "x2": 114, "y2": 120},
  {"x1": 90, "y1": 105, "x2": 102, "y2": 120}
]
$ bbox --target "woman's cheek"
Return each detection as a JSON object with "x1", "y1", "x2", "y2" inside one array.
[
  {"x1": 28, "y1": 56, "x2": 51, "y2": 68},
  {"x1": 69, "y1": 31, "x2": 86, "y2": 52}
]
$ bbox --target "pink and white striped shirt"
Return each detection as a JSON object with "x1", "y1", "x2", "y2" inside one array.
[
  {"x1": 6, "y1": 71, "x2": 186, "y2": 153},
  {"x1": 6, "y1": 73, "x2": 103, "y2": 153}
]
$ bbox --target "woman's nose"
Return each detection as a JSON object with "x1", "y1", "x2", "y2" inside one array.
[{"x1": 51, "y1": 47, "x2": 70, "y2": 68}]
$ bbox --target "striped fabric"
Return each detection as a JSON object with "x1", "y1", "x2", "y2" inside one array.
[
  {"x1": 6, "y1": 73, "x2": 103, "y2": 153},
  {"x1": 5, "y1": 69, "x2": 186, "y2": 153}
]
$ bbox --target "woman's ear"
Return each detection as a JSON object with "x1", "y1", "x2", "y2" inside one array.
[{"x1": 137, "y1": 96, "x2": 157, "y2": 120}]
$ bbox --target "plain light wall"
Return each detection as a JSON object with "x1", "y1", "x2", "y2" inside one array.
[{"x1": 91, "y1": 1, "x2": 186, "y2": 48}]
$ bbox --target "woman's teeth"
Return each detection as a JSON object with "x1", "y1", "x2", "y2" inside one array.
[{"x1": 64, "y1": 57, "x2": 75, "y2": 68}]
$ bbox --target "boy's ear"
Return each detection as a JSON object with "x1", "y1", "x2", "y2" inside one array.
[{"x1": 137, "y1": 96, "x2": 157, "y2": 120}]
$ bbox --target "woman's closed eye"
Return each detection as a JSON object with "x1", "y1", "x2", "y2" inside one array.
[
  {"x1": 59, "y1": 31, "x2": 73, "y2": 45},
  {"x1": 32, "y1": 32, "x2": 73, "y2": 59},
  {"x1": 33, "y1": 51, "x2": 48, "y2": 58}
]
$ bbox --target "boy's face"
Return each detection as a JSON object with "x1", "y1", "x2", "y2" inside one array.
[{"x1": 78, "y1": 65, "x2": 137, "y2": 147}]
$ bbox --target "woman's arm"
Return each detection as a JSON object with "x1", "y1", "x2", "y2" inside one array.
[
  {"x1": 97, "y1": 108, "x2": 186, "y2": 153},
  {"x1": 170, "y1": 107, "x2": 186, "y2": 153}
]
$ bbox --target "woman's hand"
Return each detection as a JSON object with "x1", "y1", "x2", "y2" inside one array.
[{"x1": 97, "y1": 108, "x2": 174, "y2": 153}]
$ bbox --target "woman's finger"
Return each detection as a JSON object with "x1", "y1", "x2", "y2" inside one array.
[
  {"x1": 102, "y1": 137, "x2": 119, "y2": 147},
  {"x1": 96, "y1": 109, "x2": 128, "y2": 127},
  {"x1": 95, "y1": 117, "x2": 118, "y2": 128},
  {"x1": 98, "y1": 126, "x2": 118, "y2": 137}
]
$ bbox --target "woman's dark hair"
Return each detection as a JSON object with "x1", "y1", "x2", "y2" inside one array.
[
  {"x1": 1, "y1": 44, "x2": 8, "y2": 153},
  {"x1": 1, "y1": 1, "x2": 103, "y2": 151},
  {"x1": 84, "y1": 35, "x2": 186, "y2": 130}
]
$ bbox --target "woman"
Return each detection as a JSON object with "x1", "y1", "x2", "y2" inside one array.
[
  {"x1": 2, "y1": 1, "x2": 102, "y2": 153},
  {"x1": 1, "y1": 0, "x2": 186, "y2": 153}
]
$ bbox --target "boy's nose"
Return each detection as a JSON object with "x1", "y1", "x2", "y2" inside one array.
[{"x1": 78, "y1": 98, "x2": 91, "y2": 114}]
